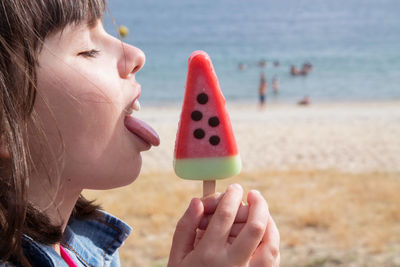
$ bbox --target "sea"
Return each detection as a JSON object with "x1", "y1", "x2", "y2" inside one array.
[{"x1": 103, "y1": 0, "x2": 400, "y2": 105}]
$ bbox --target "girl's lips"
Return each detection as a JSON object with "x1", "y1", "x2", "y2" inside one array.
[{"x1": 124, "y1": 114, "x2": 160, "y2": 147}]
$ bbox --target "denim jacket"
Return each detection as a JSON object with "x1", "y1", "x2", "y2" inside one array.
[{"x1": 1, "y1": 210, "x2": 132, "y2": 267}]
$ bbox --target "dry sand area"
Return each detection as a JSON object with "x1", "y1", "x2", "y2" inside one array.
[{"x1": 85, "y1": 101, "x2": 400, "y2": 266}]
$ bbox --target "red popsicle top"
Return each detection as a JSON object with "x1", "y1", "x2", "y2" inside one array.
[{"x1": 174, "y1": 51, "x2": 239, "y2": 159}]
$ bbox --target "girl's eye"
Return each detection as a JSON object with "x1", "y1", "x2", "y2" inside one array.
[{"x1": 77, "y1": 49, "x2": 100, "y2": 58}]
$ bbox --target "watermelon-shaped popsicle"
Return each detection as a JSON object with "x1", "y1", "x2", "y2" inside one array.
[{"x1": 174, "y1": 51, "x2": 241, "y2": 180}]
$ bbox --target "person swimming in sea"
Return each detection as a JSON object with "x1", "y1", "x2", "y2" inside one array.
[{"x1": 290, "y1": 65, "x2": 300, "y2": 76}]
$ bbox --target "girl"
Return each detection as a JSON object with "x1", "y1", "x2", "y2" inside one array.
[{"x1": 0, "y1": 0, "x2": 280, "y2": 266}]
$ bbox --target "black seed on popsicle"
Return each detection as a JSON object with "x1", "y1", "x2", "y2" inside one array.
[
  {"x1": 208, "y1": 116, "x2": 220, "y2": 127},
  {"x1": 193, "y1": 128, "x2": 205, "y2": 139},
  {"x1": 197, "y1": 93, "x2": 208, "y2": 104},
  {"x1": 191, "y1": 110, "x2": 203, "y2": 121},
  {"x1": 209, "y1": 135, "x2": 220, "y2": 146}
]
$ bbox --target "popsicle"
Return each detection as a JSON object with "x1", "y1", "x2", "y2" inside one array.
[{"x1": 174, "y1": 50, "x2": 241, "y2": 196}]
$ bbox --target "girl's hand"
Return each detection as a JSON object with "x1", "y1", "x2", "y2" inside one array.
[{"x1": 168, "y1": 184, "x2": 280, "y2": 267}]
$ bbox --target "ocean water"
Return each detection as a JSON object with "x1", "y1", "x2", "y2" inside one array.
[{"x1": 103, "y1": 0, "x2": 400, "y2": 104}]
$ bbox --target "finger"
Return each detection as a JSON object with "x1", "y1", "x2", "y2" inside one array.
[
  {"x1": 263, "y1": 216, "x2": 280, "y2": 252},
  {"x1": 250, "y1": 216, "x2": 280, "y2": 267},
  {"x1": 229, "y1": 223, "x2": 245, "y2": 237},
  {"x1": 199, "y1": 221, "x2": 245, "y2": 238},
  {"x1": 199, "y1": 204, "x2": 249, "y2": 230},
  {"x1": 202, "y1": 192, "x2": 223, "y2": 214},
  {"x1": 236, "y1": 203, "x2": 249, "y2": 223},
  {"x1": 194, "y1": 229, "x2": 205, "y2": 248},
  {"x1": 228, "y1": 190, "x2": 269, "y2": 264},
  {"x1": 168, "y1": 198, "x2": 204, "y2": 264},
  {"x1": 199, "y1": 184, "x2": 243, "y2": 245}
]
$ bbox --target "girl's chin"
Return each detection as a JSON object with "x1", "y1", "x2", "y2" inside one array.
[
  {"x1": 87, "y1": 172, "x2": 141, "y2": 190},
  {"x1": 110, "y1": 175, "x2": 140, "y2": 189},
  {"x1": 87, "y1": 156, "x2": 142, "y2": 190},
  {"x1": 114, "y1": 158, "x2": 142, "y2": 187}
]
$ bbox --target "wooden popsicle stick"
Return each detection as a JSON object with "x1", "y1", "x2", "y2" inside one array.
[{"x1": 203, "y1": 180, "x2": 216, "y2": 197}]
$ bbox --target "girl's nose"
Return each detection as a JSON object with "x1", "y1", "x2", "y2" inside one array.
[{"x1": 117, "y1": 43, "x2": 145, "y2": 78}]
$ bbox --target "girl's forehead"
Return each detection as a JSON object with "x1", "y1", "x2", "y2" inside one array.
[
  {"x1": 39, "y1": 24, "x2": 98, "y2": 58},
  {"x1": 50, "y1": 19, "x2": 101, "y2": 38},
  {"x1": 50, "y1": 20, "x2": 102, "y2": 43}
]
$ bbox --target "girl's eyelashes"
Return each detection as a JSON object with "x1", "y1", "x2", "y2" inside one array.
[{"x1": 77, "y1": 49, "x2": 100, "y2": 58}]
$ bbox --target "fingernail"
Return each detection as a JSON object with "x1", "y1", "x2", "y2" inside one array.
[
  {"x1": 229, "y1": 183, "x2": 242, "y2": 191},
  {"x1": 214, "y1": 192, "x2": 222, "y2": 198},
  {"x1": 201, "y1": 192, "x2": 222, "y2": 202},
  {"x1": 189, "y1": 198, "x2": 198, "y2": 210}
]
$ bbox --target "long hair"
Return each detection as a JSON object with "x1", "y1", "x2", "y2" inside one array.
[{"x1": 0, "y1": 0, "x2": 105, "y2": 264}]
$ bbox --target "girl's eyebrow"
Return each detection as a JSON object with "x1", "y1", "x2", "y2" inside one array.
[{"x1": 68, "y1": 25, "x2": 93, "y2": 47}]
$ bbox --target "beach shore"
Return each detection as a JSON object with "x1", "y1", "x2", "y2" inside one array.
[
  {"x1": 85, "y1": 100, "x2": 400, "y2": 266},
  {"x1": 139, "y1": 100, "x2": 400, "y2": 174}
]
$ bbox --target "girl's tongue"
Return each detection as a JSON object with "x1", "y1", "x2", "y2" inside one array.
[{"x1": 124, "y1": 115, "x2": 160, "y2": 146}]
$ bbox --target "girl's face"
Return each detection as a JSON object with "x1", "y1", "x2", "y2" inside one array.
[{"x1": 32, "y1": 21, "x2": 159, "y2": 190}]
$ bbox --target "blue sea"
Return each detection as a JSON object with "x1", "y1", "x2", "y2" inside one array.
[{"x1": 103, "y1": 0, "x2": 400, "y2": 104}]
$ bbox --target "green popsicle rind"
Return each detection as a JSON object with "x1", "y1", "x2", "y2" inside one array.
[{"x1": 173, "y1": 155, "x2": 242, "y2": 180}]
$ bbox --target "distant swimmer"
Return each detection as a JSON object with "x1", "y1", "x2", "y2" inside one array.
[
  {"x1": 273, "y1": 60, "x2": 280, "y2": 67},
  {"x1": 258, "y1": 59, "x2": 266, "y2": 68},
  {"x1": 291, "y1": 62, "x2": 313, "y2": 76},
  {"x1": 297, "y1": 95, "x2": 310, "y2": 106},
  {"x1": 299, "y1": 62, "x2": 313, "y2": 75},
  {"x1": 290, "y1": 65, "x2": 300, "y2": 76},
  {"x1": 238, "y1": 62, "x2": 246, "y2": 71},
  {"x1": 258, "y1": 72, "x2": 267, "y2": 108},
  {"x1": 272, "y1": 75, "x2": 280, "y2": 94}
]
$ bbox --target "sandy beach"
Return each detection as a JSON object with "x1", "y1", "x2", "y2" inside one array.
[
  {"x1": 139, "y1": 101, "x2": 400, "y2": 174},
  {"x1": 84, "y1": 101, "x2": 400, "y2": 266}
]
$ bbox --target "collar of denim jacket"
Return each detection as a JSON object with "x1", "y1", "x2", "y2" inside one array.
[{"x1": 62, "y1": 210, "x2": 132, "y2": 266}]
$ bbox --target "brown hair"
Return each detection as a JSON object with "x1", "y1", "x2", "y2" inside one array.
[{"x1": 0, "y1": 0, "x2": 106, "y2": 265}]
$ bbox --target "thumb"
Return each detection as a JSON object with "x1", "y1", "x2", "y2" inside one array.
[{"x1": 168, "y1": 198, "x2": 204, "y2": 265}]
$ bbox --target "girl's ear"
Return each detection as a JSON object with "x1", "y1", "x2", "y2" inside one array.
[{"x1": 0, "y1": 135, "x2": 10, "y2": 159}]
